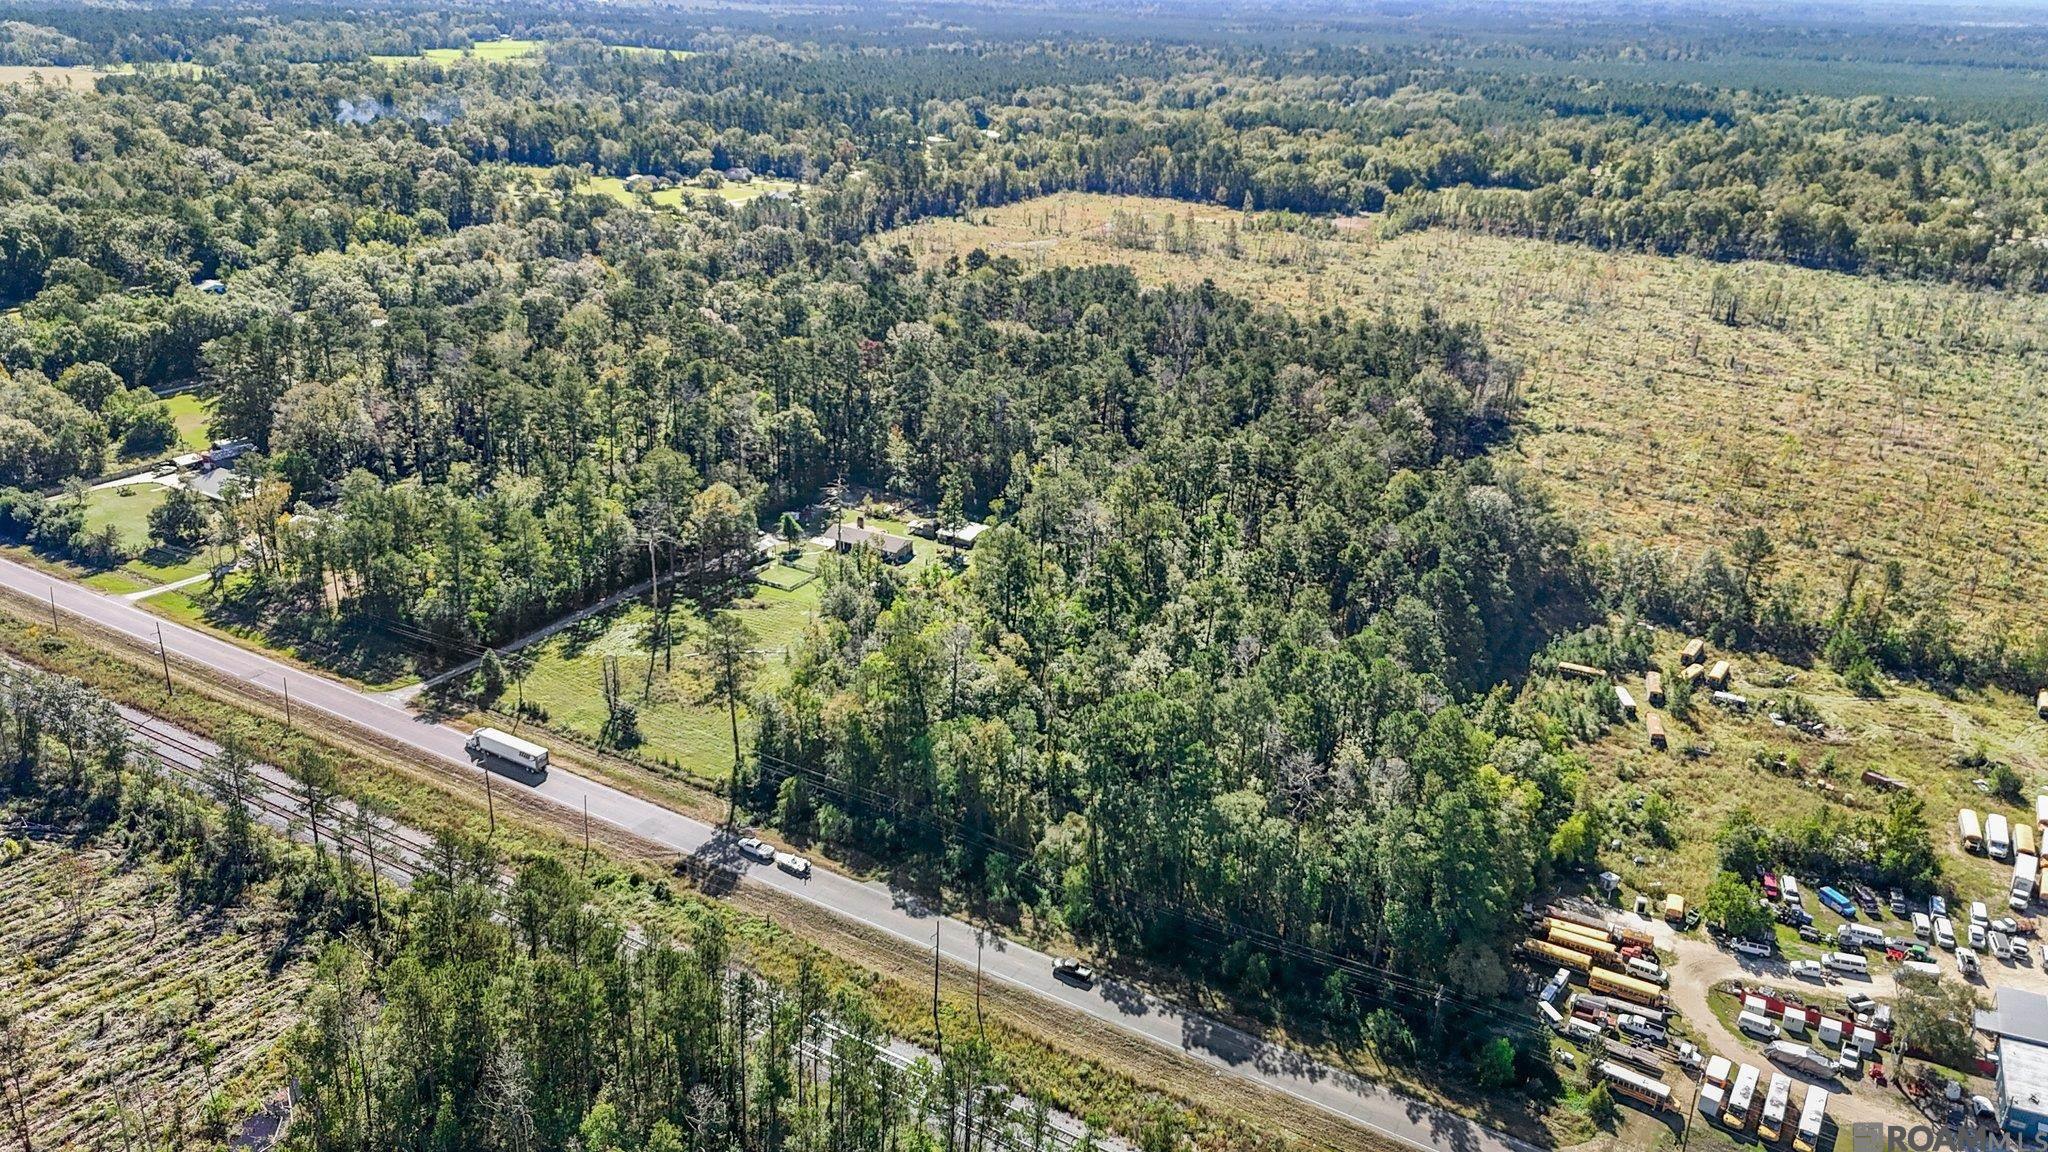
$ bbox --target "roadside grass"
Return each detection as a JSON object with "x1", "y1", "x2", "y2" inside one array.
[
  {"x1": 370, "y1": 38, "x2": 541, "y2": 65},
  {"x1": 1562, "y1": 629, "x2": 2048, "y2": 920},
  {"x1": 0, "y1": 835, "x2": 310, "y2": 1150},
  {"x1": 576, "y1": 172, "x2": 803, "y2": 209},
  {"x1": 878, "y1": 194, "x2": 2048, "y2": 641},
  {"x1": 164, "y1": 574, "x2": 423, "y2": 692}
]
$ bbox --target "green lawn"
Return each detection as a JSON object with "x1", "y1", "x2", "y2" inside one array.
[
  {"x1": 494, "y1": 577, "x2": 827, "y2": 780},
  {"x1": 577, "y1": 173, "x2": 803, "y2": 209},
  {"x1": 79, "y1": 483, "x2": 167, "y2": 551},
  {"x1": 371, "y1": 38, "x2": 542, "y2": 65},
  {"x1": 164, "y1": 392, "x2": 212, "y2": 454}
]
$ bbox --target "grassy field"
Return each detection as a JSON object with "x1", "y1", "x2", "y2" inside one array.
[
  {"x1": 79, "y1": 482, "x2": 168, "y2": 551},
  {"x1": 878, "y1": 194, "x2": 2048, "y2": 641},
  {"x1": 0, "y1": 835, "x2": 309, "y2": 1149},
  {"x1": 1559, "y1": 628, "x2": 2048, "y2": 916},
  {"x1": 163, "y1": 392, "x2": 212, "y2": 455},
  {"x1": 579, "y1": 172, "x2": 802, "y2": 208},
  {"x1": 488, "y1": 514, "x2": 956, "y2": 780},
  {"x1": 370, "y1": 38, "x2": 541, "y2": 65},
  {"x1": 0, "y1": 64, "x2": 126, "y2": 89}
]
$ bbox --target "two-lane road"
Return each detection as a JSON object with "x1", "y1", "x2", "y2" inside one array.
[{"x1": 0, "y1": 554, "x2": 1539, "y2": 1152}]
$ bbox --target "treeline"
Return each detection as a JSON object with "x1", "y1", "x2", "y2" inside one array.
[
  {"x1": 0, "y1": 659, "x2": 373, "y2": 924},
  {"x1": 287, "y1": 854, "x2": 1037, "y2": 1152},
  {"x1": 1600, "y1": 534, "x2": 2048, "y2": 693}
]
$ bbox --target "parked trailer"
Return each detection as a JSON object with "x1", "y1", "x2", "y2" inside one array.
[
  {"x1": 1595, "y1": 1061, "x2": 1673, "y2": 1113},
  {"x1": 1589, "y1": 968, "x2": 1666, "y2": 1008},
  {"x1": 1961, "y1": 808, "x2": 1985, "y2": 853},
  {"x1": 2015, "y1": 854, "x2": 2040, "y2": 910},
  {"x1": 1682, "y1": 662, "x2": 1707, "y2": 685},
  {"x1": 465, "y1": 727, "x2": 550, "y2": 775},
  {"x1": 1707, "y1": 660, "x2": 1732, "y2": 688},
  {"x1": 1682, "y1": 638, "x2": 1706, "y2": 664},
  {"x1": 2020, "y1": 823, "x2": 2037, "y2": 860},
  {"x1": 2037, "y1": 794, "x2": 2048, "y2": 838},
  {"x1": 1615, "y1": 685, "x2": 1637, "y2": 717},
  {"x1": 2038, "y1": 688, "x2": 2048, "y2": 720},
  {"x1": 1645, "y1": 711, "x2": 1667, "y2": 749},
  {"x1": 1645, "y1": 670, "x2": 1664, "y2": 704},
  {"x1": 1767, "y1": 1042, "x2": 1838, "y2": 1079},
  {"x1": 1522, "y1": 939, "x2": 1592, "y2": 973},
  {"x1": 1575, "y1": 995, "x2": 1667, "y2": 1026},
  {"x1": 1723, "y1": 1065, "x2": 1761, "y2": 1130},
  {"x1": 1606, "y1": 1042, "x2": 1665, "y2": 1075},
  {"x1": 1793, "y1": 1088, "x2": 1830, "y2": 1152},
  {"x1": 1557, "y1": 661, "x2": 1606, "y2": 681},
  {"x1": 1758, "y1": 1073, "x2": 1793, "y2": 1144}
]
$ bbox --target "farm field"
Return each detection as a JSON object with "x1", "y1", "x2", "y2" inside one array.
[
  {"x1": 879, "y1": 194, "x2": 2048, "y2": 640},
  {"x1": 0, "y1": 836, "x2": 308, "y2": 1150}
]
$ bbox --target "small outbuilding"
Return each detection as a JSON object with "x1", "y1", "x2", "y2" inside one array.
[
  {"x1": 938, "y1": 522, "x2": 988, "y2": 549},
  {"x1": 813, "y1": 522, "x2": 914, "y2": 564},
  {"x1": 1682, "y1": 638, "x2": 1707, "y2": 665}
]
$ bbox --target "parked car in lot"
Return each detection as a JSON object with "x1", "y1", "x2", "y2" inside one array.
[
  {"x1": 1053, "y1": 957, "x2": 1096, "y2": 987},
  {"x1": 737, "y1": 836, "x2": 776, "y2": 862},
  {"x1": 1731, "y1": 937, "x2": 1774, "y2": 958},
  {"x1": 1959, "y1": 947, "x2": 1981, "y2": 977},
  {"x1": 1797, "y1": 925, "x2": 1824, "y2": 944},
  {"x1": 1930, "y1": 895, "x2": 1949, "y2": 918},
  {"x1": 1788, "y1": 959, "x2": 1826, "y2": 980},
  {"x1": 1934, "y1": 916, "x2": 1957, "y2": 950},
  {"x1": 1890, "y1": 889, "x2": 1908, "y2": 915}
]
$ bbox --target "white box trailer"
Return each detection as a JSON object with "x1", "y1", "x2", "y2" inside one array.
[
  {"x1": 2015, "y1": 854, "x2": 2040, "y2": 909},
  {"x1": 466, "y1": 727, "x2": 550, "y2": 774}
]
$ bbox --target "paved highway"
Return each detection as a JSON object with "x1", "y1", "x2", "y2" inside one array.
[{"x1": 0, "y1": 553, "x2": 1539, "y2": 1152}]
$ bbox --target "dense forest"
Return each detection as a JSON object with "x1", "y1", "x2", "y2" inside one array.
[{"x1": 1, "y1": 3, "x2": 2046, "y2": 1142}]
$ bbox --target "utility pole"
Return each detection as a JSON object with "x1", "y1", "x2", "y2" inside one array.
[
  {"x1": 155, "y1": 623, "x2": 172, "y2": 692},
  {"x1": 582, "y1": 796, "x2": 590, "y2": 875},
  {"x1": 483, "y1": 764, "x2": 496, "y2": 836},
  {"x1": 281, "y1": 677, "x2": 292, "y2": 728},
  {"x1": 47, "y1": 587, "x2": 58, "y2": 629},
  {"x1": 932, "y1": 918, "x2": 943, "y2": 1058}
]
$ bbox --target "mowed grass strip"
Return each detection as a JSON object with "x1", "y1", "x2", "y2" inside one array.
[{"x1": 879, "y1": 194, "x2": 2048, "y2": 639}]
